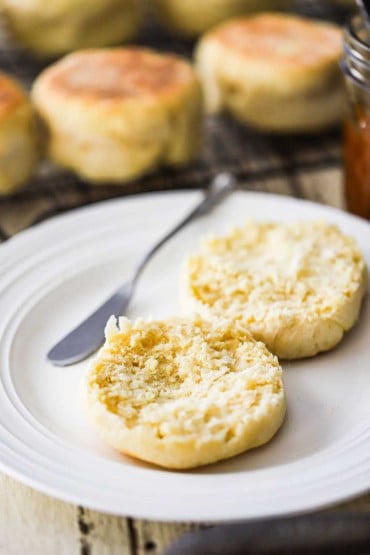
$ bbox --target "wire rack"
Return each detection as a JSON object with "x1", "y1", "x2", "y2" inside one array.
[{"x1": 0, "y1": 1, "x2": 352, "y2": 234}]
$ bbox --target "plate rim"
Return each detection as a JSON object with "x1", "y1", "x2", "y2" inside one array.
[{"x1": 1, "y1": 189, "x2": 369, "y2": 522}]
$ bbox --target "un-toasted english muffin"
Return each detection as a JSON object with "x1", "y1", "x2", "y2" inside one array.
[
  {"x1": 183, "y1": 221, "x2": 368, "y2": 359},
  {"x1": 31, "y1": 48, "x2": 203, "y2": 184},
  {"x1": 0, "y1": 73, "x2": 39, "y2": 195},
  {"x1": 2, "y1": 0, "x2": 140, "y2": 57},
  {"x1": 195, "y1": 13, "x2": 345, "y2": 133},
  {"x1": 154, "y1": 0, "x2": 288, "y2": 37},
  {"x1": 84, "y1": 317, "x2": 286, "y2": 469}
]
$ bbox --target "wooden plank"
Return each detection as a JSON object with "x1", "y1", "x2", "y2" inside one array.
[
  {"x1": 136, "y1": 495, "x2": 370, "y2": 555},
  {"x1": 132, "y1": 520, "x2": 201, "y2": 555},
  {"x1": 77, "y1": 508, "x2": 132, "y2": 555},
  {"x1": 258, "y1": 167, "x2": 343, "y2": 207},
  {"x1": 0, "y1": 196, "x2": 56, "y2": 236},
  {"x1": 0, "y1": 473, "x2": 134, "y2": 555},
  {"x1": 1, "y1": 468, "x2": 368, "y2": 555},
  {"x1": 297, "y1": 167, "x2": 344, "y2": 209},
  {"x1": 330, "y1": 493, "x2": 370, "y2": 513},
  {"x1": 258, "y1": 175, "x2": 298, "y2": 197},
  {"x1": 0, "y1": 474, "x2": 78, "y2": 555}
]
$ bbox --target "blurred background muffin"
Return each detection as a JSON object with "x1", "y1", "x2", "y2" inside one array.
[
  {"x1": 1, "y1": 0, "x2": 140, "y2": 57},
  {"x1": 0, "y1": 72, "x2": 39, "y2": 194},
  {"x1": 196, "y1": 13, "x2": 345, "y2": 133},
  {"x1": 153, "y1": 0, "x2": 290, "y2": 37},
  {"x1": 31, "y1": 48, "x2": 203, "y2": 183}
]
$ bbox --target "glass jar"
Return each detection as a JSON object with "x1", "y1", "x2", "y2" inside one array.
[{"x1": 342, "y1": 15, "x2": 370, "y2": 219}]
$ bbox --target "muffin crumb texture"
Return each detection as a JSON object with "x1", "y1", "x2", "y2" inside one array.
[
  {"x1": 85, "y1": 317, "x2": 286, "y2": 469},
  {"x1": 184, "y1": 221, "x2": 368, "y2": 358}
]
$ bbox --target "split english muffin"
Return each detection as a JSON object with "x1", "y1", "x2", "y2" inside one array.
[
  {"x1": 195, "y1": 13, "x2": 346, "y2": 133},
  {"x1": 154, "y1": 0, "x2": 289, "y2": 37},
  {"x1": 84, "y1": 317, "x2": 286, "y2": 469},
  {"x1": 0, "y1": 73, "x2": 39, "y2": 195},
  {"x1": 183, "y1": 221, "x2": 368, "y2": 359},
  {"x1": 2, "y1": 0, "x2": 140, "y2": 57},
  {"x1": 31, "y1": 48, "x2": 203, "y2": 184}
]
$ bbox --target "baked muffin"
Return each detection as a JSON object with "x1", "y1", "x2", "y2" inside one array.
[
  {"x1": 195, "y1": 13, "x2": 345, "y2": 133},
  {"x1": 0, "y1": 73, "x2": 39, "y2": 195},
  {"x1": 2, "y1": 0, "x2": 140, "y2": 57},
  {"x1": 31, "y1": 48, "x2": 203, "y2": 183},
  {"x1": 183, "y1": 221, "x2": 368, "y2": 359},
  {"x1": 84, "y1": 316, "x2": 286, "y2": 469},
  {"x1": 154, "y1": 0, "x2": 289, "y2": 37}
]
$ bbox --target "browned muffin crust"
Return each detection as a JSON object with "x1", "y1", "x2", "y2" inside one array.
[
  {"x1": 209, "y1": 14, "x2": 342, "y2": 71},
  {"x1": 43, "y1": 49, "x2": 195, "y2": 102}
]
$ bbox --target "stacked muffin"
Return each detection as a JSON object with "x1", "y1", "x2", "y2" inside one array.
[
  {"x1": 0, "y1": 73, "x2": 39, "y2": 194},
  {"x1": 153, "y1": 0, "x2": 290, "y2": 37},
  {"x1": 195, "y1": 13, "x2": 345, "y2": 133},
  {"x1": 2, "y1": 0, "x2": 140, "y2": 56},
  {"x1": 31, "y1": 48, "x2": 203, "y2": 183}
]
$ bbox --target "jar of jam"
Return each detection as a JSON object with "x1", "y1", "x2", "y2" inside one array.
[{"x1": 342, "y1": 15, "x2": 370, "y2": 219}]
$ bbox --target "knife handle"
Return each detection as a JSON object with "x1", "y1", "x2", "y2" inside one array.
[{"x1": 164, "y1": 513, "x2": 370, "y2": 555}]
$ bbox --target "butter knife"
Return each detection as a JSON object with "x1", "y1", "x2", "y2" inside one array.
[{"x1": 47, "y1": 173, "x2": 236, "y2": 366}]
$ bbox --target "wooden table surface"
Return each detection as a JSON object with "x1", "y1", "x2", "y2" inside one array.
[{"x1": 1, "y1": 166, "x2": 369, "y2": 555}]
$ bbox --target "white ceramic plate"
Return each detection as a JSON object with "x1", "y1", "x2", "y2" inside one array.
[{"x1": 0, "y1": 190, "x2": 369, "y2": 522}]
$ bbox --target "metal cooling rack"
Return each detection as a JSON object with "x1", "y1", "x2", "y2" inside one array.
[{"x1": 0, "y1": 1, "x2": 353, "y2": 237}]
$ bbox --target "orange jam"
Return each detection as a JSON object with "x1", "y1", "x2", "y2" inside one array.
[
  {"x1": 342, "y1": 15, "x2": 370, "y2": 219},
  {"x1": 344, "y1": 110, "x2": 370, "y2": 219}
]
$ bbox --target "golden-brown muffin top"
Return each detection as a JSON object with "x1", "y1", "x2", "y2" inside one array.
[
  {"x1": 0, "y1": 73, "x2": 28, "y2": 118},
  {"x1": 208, "y1": 13, "x2": 342, "y2": 69},
  {"x1": 42, "y1": 48, "x2": 196, "y2": 102}
]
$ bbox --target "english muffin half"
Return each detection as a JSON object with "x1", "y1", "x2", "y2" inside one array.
[
  {"x1": 195, "y1": 13, "x2": 345, "y2": 133},
  {"x1": 154, "y1": 0, "x2": 288, "y2": 37},
  {"x1": 84, "y1": 317, "x2": 286, "y2": 469},
  {"x1": 183, "y1": 221, "x2": 368, "y2": 359},
  {"x1": 32, "y1": 48, "x2": 203, "y2": 183},
  {"x1": 0, "y1": 73, "x2": 39, "y2": 195},
  {"x1": 2, "y1": 0, "x2": 140, "y2": 57}
]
